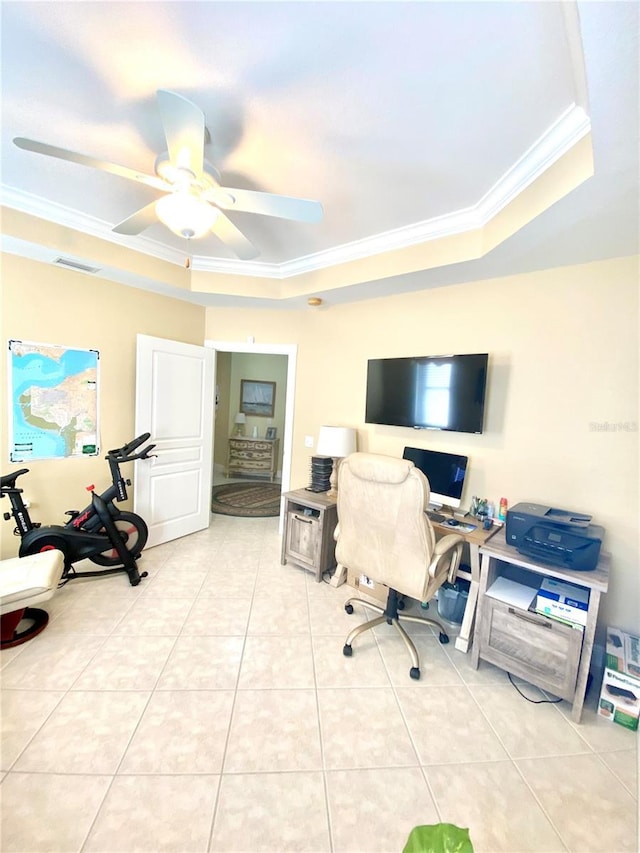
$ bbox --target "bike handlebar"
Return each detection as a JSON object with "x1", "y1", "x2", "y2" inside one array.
[
  {"x1": 107, "y1": 433, "x2": 151, "y2": 459},
  {"x1": 121, "y1": 443, "x2": 156, "y2": 462},
  {"x1": 105, "y1": 436, "x2": 155, "y2": 492}
]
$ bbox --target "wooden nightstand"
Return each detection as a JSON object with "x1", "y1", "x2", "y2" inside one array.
[
  {"x1": 227, "y1": 437, "x2": 280, "y2": 481},
  {"x1": 281, "y1": 488, "x2": 338, "y2": 582}
]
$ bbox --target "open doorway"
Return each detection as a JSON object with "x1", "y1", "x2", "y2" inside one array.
[
  {"x1": 205, "y1": 340, "x2": 297, "y2": 499},
  {"x1": 213, "y1": 350, "x2": 287, "y2": 485}
]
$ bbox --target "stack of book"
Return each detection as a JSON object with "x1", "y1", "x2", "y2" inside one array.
[{"x1": 308, "y1": 456, "x2": 332, "y2": 492}]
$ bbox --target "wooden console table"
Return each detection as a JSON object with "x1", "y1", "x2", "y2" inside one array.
[
  {"x1": 227, "y1": 437, "x2": 280, "y2": 481},
  {"x1": 472, "y1": 528, "x2": 609, "y2": 722}
]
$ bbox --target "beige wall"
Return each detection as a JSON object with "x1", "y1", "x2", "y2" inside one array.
[
  {"x1": 213, "y1": 351, "x2": 232, "y2": 470},
  {"x1": 205, "y1": 255, "x2": 639, "y2": 634},
  {"x1": 0, "y1": 253, "x2": 205, "y2": 558},
  {"x1": 229, "y1": 352, "x2": 287, "y2": 438}
]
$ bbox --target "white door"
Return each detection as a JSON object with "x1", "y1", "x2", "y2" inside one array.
[{"x1": 134, "y1": 334, "x2": 215, "y2": 547}]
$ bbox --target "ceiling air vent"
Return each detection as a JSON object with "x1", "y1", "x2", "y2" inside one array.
[{"x1": 53, "y1": 257, "x2": 101, "y2": 274}]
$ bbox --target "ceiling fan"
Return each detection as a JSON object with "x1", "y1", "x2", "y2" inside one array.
[{"x1": 13, "y1": 89, "x2": 323, "y2": 260}]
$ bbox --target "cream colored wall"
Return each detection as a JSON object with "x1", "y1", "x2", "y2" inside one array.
[
  {"x1": 1, "y1": 253, "x2": 205, "y2": 559},
  {"x1": 229, "y1": 353, "x2": 287, "y2": 438},
  {"x1": 205, "y1": 255, "x2": 639, "y2": 634},
  {"x1": 213, "y1": 352, "x2": 232, "y2": 470}
]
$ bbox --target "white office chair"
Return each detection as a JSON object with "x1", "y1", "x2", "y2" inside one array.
[
  {"x1": 335, "y1": 452, "x2": 464, "y2": 679},
  {"x1": 0, "y1": 550, "x2": 65, "y2": 648}
]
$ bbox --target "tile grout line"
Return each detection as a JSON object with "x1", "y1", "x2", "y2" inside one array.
[
  {"x1": 76, "y1": 546, "x2": 185, "y2": 851},
  {"x1": 306, "y1": 572, "x2": 336, "y2": 853},
  {"x1": 207, "y1": 529, "x2": 262, "y2": 853}
]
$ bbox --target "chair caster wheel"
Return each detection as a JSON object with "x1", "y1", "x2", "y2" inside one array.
[
  {"x1": 141, "y1": 571, "x2": 148, "y2": 578},
  {"x1": 343, "y1": 644, "x2": 352, "y2": 657},
  {"x1": 345, "y1": 604, "x2": 354, "y2": 615},
  {"x1": 439, "y1": 632, "x2": 449, "y2": 644},
  {"x1": 410, "y1": 667, "x2": 421, "y2": 680},
  {"x1": 397, "y1": 599, "x2": 405, "y2": 610}
]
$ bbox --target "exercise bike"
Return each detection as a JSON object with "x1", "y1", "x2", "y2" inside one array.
[{"x1": 0, "y1": 433, "x2": 155, "y2": 586}]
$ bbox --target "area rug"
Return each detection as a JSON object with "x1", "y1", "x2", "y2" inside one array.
[{"x1": 211, "y1": 482, "x2": 282, "y2": 517}]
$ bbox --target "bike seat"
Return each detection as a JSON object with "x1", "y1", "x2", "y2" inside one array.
[{"x1": 1, "y1": 469, "x2": 29, "y2": 490}]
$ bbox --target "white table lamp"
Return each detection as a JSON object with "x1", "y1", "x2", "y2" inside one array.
[
  {"x1": 234, "y1": 412, "x2": 246, "y2": 436},
  {"x1": 316, "y1": 425, "x2": 357, "y2": 498}
]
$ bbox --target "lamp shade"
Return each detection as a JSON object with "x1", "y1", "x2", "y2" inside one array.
[
  {"x1": 316, "y1": 426, "x2": 357, "y2": 458},
  {"x1": 234, "y1": 413, "x2": 246, "y2": 425}
]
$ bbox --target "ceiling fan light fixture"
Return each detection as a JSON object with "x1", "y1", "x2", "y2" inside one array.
[
  {"x1": 156, "y1": 191, "x2": 218, "y2": 239},
  {"x1": 155, "y1": 155, "x2": 195, "y2": 186}
]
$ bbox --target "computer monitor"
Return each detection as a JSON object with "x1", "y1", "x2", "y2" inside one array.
[{"x1": 402, "y1": 446, "x2": 468, "y2": 510}]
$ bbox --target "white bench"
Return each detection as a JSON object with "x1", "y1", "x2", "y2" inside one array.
[{"x1": 0, "y1": 550, "x2": 65, "y2": 648}]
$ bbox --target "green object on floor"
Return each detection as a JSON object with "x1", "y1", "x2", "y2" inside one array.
[{"x1": 403, "y1": 823, "x2": 474, "y2": 853}]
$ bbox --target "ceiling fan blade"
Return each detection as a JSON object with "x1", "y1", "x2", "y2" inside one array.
[
  {"x1": 206, "y1": 187, "x2": 324, "y2": 223},
  {"x1": 112, "y1": 200, "x2": 160, "y2": 236},
  {"x1": 212, "y1": 212, "x2": 259, "y2": 260},
  {"x1": 156, "y1": 90, "x2": 205, "y2": 179},
  {"x1": 13, "y1": 137, "x2": 169, "y2": 192}
]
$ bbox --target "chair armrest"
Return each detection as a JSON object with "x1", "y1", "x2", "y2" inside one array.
[
  {"x1": 433, "y1": 533, "x2": 464, "y2": 555},
  {"x1": 428, "y1": 535, "x2": 464, "y2": 582}
]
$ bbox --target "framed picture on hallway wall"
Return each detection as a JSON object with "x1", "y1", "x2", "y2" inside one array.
[
  {"x1": 240, "y1": 380, "x2": 276, "y2": 417},
  {"x1": 265, "y1": 427, "x2": 277, "y2": 440}
]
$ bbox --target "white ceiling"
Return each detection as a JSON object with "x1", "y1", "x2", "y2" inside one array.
[{"x1": 1, "y1": 1, "x2": 638, "y2": 307}]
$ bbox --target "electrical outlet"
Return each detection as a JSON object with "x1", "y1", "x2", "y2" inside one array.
[{"x1": 304, "y1": 435, "x2": 314, "y2": 448}]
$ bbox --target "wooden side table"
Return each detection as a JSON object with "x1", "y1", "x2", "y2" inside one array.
[{"x1": 281, "y1": 489, "x2": 338, "y2": 582}]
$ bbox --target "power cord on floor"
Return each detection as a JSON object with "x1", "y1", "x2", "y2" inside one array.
[{"x1": 507, "y1": 671, "x2": 563, "y2": 704}]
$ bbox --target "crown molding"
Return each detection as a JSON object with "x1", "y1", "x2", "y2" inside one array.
[
  {"x1": 0, "y1": 186, "x2": 186, "y2": 266},
  {"x1": 194, "y1": 103, "x2": 590, "y2": 278},
  {"x1": 2, "y1": 104, "x2": 590, "y2": 281}
]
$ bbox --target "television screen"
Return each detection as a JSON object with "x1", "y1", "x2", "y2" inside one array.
[{"x1": 365, "y1": 353, "x2": 488, "y2": 434}]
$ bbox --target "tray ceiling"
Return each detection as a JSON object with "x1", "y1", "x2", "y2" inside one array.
[{"x1": 1, "y1": 1, "x2": 638, "y2": 307}]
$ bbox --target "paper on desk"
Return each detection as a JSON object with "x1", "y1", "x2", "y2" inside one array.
[{"x1": 486, "y1": 576, "x2": 538, "y2": 610}]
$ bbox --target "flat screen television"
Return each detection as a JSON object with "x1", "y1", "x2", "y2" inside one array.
[
  {"x1": 365, "y1": 353, "x2": 488, "y2": 434},
  {"x1": 402, "y1": 446, "x2": 469, "y2": 510}
]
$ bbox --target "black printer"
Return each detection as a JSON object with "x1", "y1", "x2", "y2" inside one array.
[{"x1": 505, "y1": 502, "x2": 604, "y2": 572}]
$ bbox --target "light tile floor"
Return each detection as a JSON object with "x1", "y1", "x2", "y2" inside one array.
[{"x1": 1, "y1": 514, "x2": 637, "y2": 853}]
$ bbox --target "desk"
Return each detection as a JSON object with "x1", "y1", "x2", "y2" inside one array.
[
  {"x1": 428, "y1": 514, "x2": 499, "y2": 653},
  {"x1": 330, "y1": 509, "x2": 498, "y2": 652},
  {"x1": 472, "y1": 529, "x2": 609, "y2": 723}
]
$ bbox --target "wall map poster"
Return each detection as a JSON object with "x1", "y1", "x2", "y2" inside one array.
[{"x1": 8, "y1": 340, "x2": 100, "y2": 461}]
